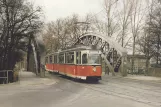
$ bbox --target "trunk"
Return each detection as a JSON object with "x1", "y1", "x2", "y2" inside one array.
[
  {"x1": 7, "y1": 51, "x2": 11, "y2": 69},
  {"x1": 145, "y1": 38, "x2": 150, "y2": 75},
  {"x1": 157, "y1": 35, "x2": 160, "y2": 64},
  {"x1": 0, "y1": 52, "x2": 4, "y2": 70},
  {"x1": 37, "y1": 53, "x2": 40, "y2": 74},
  {"x1": 3, "y1": 48, "x2": 8, "y2": 69},
  {"x1": 31, "y1": 41, "x2": 38, "y2": 75},
  {"x1": 121, "y1": 34, "x2": 124, "y2": 47},
  {"x1": 9, "y1": 51, "x2": 15, "y2": 70},
  {"x1": 107, "y1": 1, "x2": 111, "y2": 37},
  {"x1": 157, "y1": 55, "x2": 159, "y2": 65},
  {"x1": 7, "y1": 47, "x2": 13, "y2": 70},
  {"x1": 27, "y1": 48, "x2": 30, "y2": 71},
  {"x1": 121, "y1": 40, "x2": 124, "y2": 47},
  {"x1": 27, "y1": 35, "x2": 32, "y2": 71},
  {"x1": 122, "y1": 25, "x2": 125, "y2": 47},
  {"x1": 145, "y1": 57, "x2": 149, "y2": 76},
  {"x1": 4, "y1": 0, "x2": 10, "y2": 70},
  {"x1": 131, "y1": 37, "x2": 136, "y2": 74}
]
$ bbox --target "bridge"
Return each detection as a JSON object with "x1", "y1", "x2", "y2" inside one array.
[{"x1": 28, "y1": 32, "x2": 127, "y2": 76}]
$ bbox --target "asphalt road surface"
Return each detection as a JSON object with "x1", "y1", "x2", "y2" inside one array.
[{"x1": 0, "y1": 72, "x2": 161, "y2": 107}]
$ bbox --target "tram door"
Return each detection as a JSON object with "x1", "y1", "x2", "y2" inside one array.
[
  {"x1": 76, "y1": 52, "x2": 81, "y2": 75},
  {"x1": 76, "y1": 52, "x2": 81, "y2": 64}
]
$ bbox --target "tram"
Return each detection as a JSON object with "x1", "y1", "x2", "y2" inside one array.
[{"x1": 45, "y1": 45, "x2": 102, "y2": 81}]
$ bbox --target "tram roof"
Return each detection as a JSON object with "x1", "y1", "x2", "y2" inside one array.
[
  {"x1": 60, "y1": 45, "x2": 96, "y2": 52},
  {"x1": 46, "y1": 45, "x2": 100, "y2": 56}
]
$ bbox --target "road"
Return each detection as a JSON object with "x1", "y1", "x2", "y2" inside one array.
[{"x1": 0, "y1": 72, "x2": 161, "y2": 107}]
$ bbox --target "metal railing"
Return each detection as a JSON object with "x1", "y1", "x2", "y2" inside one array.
[{"x1": 0, "y1": 70, "x2": 13, "y2": 84}]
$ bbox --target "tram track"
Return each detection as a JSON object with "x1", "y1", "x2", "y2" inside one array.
[
  {"x1": 48, "y1": 73, "x2": 161, "y2": 107},
  {"x1": 103, "y1": 81, "x2": 161, "y2": 99},
  {"x1": 78, "y1": 81, "x2": 161, "y2": 107},
  {"x1": 102, "y1": 77, "x2": 161, "y2": 93},
  {"x1": 104, "y1": 76, "x2": 161, "y2": 88}
]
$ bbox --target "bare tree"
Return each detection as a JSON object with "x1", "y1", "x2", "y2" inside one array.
[
  {"x1": 0, "y1": 0, "x2": 43, "y2": 70},
  {"x1": 137, "y1": 0, "x2": 161, "y2": 74},
  {"x1": 117, "y1": 0, "x2": 133, "y2": 47},
  {"x1": 43, "y1": 14, "x2": 96, "y2": 52},
  {"x1": 130, "y1": 0, "x2": 145, "y2": 73},
  {"x1": 104, "y1": 0, "x2": 120, "y2": 37},
  {"x1": 147, "y1": 3, "x2": 161, "y2": 65},
  {"x1": 137, "y1": 29, "x2": 153, "y2": 74}
]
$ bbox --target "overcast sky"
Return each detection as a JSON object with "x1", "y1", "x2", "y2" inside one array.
[{"x1": 32, "y1": 0, "x2": 104, "y2": 22}]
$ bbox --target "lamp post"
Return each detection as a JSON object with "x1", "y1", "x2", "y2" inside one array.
[{"x1": 52, "y1": 35, "x2": 58, "y2": 52}]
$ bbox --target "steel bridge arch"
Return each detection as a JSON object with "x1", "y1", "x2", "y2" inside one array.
[{"x1": 74, "y1": 32, "x2": 127, "y2": 76}]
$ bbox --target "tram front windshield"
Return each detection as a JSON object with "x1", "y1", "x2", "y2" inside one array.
[{"x1": 88, "y1": 54, "x2": 101, "y2": 64}]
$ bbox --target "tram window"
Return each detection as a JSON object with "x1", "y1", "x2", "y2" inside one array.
[
  {"x1": 89, "y1": 54, "x2": 101, "y2": 64},
  {"x1": 66, "y1": 52, "x2": 74, "y2": 64},
  {"x1": 59, "y1": 54, "x2": 64, "y2": 63},
  {"x1": 71, "y1": 54, "x2": 74, "y2": 63},
  {"x1": 82, "y1": 54, "x2": 87, "y2": 64},
  {"x1": 54, "y1": 55, "x2": 57, "y2": 63},
  {"x1": 49, "y1": 56, "x2": 52, "y2": 63}
]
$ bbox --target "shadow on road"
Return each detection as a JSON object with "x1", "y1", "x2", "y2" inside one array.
[{"x1": 50, "y1": 73, "x2": 102, "y2": 84}]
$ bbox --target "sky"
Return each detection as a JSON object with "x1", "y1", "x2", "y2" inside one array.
[
  {"x1": 31, "y1": 0, "x2": 104, "y2": 22},
  {"x1": 31, "y1": 0, "x2": 148, "y2": 54}
]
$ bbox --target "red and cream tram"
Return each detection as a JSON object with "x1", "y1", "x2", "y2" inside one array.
[{"x1": 45, "y1": 45, "x2": 102, "y2": 81}]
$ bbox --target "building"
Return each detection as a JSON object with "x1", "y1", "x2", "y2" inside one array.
[{"x1": 127, "y1": 54, "x2": 147, "y2": 74}]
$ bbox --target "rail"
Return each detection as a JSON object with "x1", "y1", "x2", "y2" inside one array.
[{"x1": 0, "y1": 70, "x2": 13, "y2": 84}]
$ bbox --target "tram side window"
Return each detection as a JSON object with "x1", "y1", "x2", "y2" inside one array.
[
  {"x1": 66, "y1": 52, "x2": 74, "y2": 64},
  {"x1": 59, "y1": 54, "x2": 64, "y2": 63},
  {"x1": 54, "y1": 55, "x2": 57, "y2": 63},
  {"x1": 82, "y1": 54, "x2": 87, "y2": 64},
  {"x1": 49, "y1": 56, "x2": 52, "y2": 63}
]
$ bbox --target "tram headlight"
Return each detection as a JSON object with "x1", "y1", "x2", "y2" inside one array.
[{"x1": 93, "y1": 67, "x2": 96, "y2": 72}]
